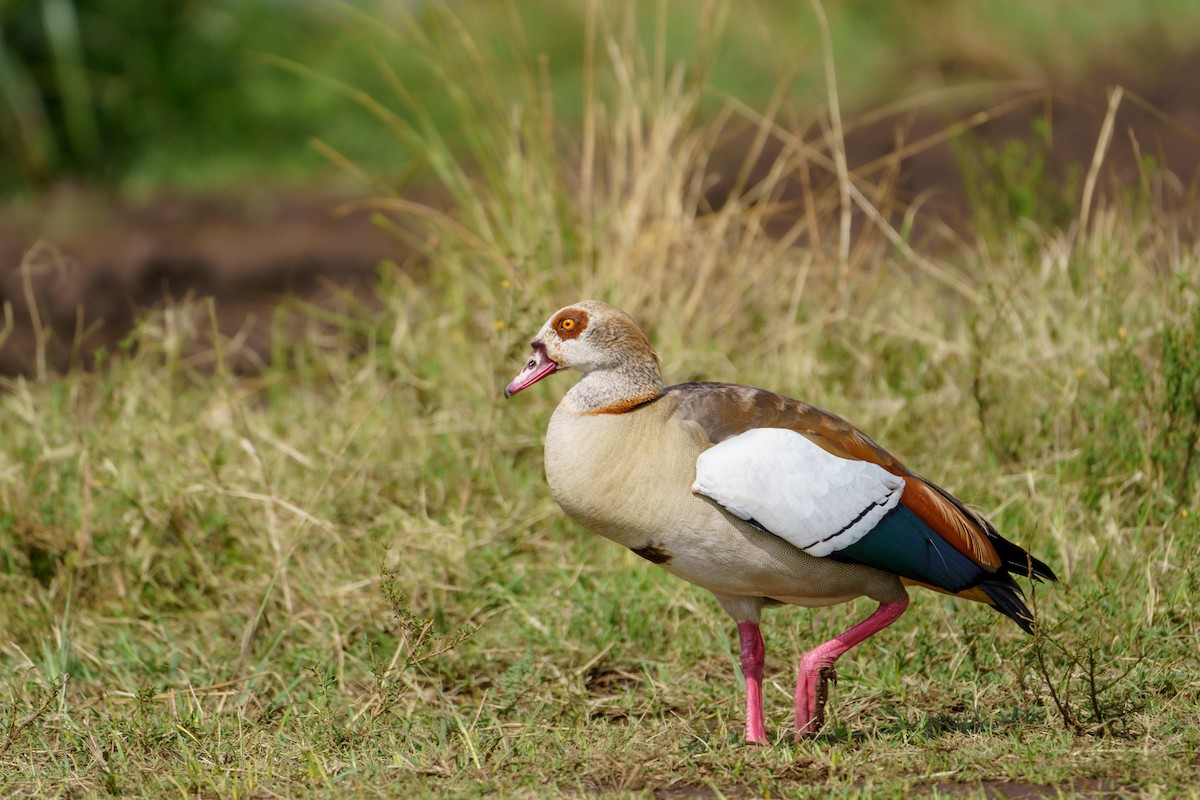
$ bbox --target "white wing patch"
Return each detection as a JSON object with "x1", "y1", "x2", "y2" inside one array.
[{"x1": 691, "y1": 428, "x2": 905, "y2": 557}]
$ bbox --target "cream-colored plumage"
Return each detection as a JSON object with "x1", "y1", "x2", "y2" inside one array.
[
  {"x1": 545, "y1": 388, "x2": 904, "y2": 609},
  {"x1": 505, "y1": 300, "x2": 1055, "y2": 743}
]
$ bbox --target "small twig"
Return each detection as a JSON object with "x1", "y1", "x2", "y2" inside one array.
[
  {"x1": 1027, "y1": 572, "x2": 1083, "y2": 734},
  {"x1": 0, "y1": 679, "x2": 60, "y2": 758},
  {"x1": 969, "y1": 319, "x2": 992, "y2": 454},
  {"x1": 1030, "y1": 627, "x2": 1081, "y2": 734},
  {"x1": 1086, "y1": 648, "x2": 1104, "y2": 729}
]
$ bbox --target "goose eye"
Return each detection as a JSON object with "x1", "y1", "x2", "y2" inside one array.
[
  {"x1": 560, "y1": 318, "x2": 576, "y2": 331},
  {"x1": 527, "y1": 359, "x2": 536, "y2": 369}
]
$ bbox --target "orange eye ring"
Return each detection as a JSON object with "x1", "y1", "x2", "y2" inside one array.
[{"x1": 560, "y1": 318, "x2": 576, "y2": 331}]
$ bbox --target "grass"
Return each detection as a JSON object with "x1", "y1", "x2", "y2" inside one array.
[{"x1": 3, "y1": 2, "x2": 1200, "y2": 797}]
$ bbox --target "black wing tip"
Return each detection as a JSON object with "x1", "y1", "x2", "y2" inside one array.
[
  {"x1": 986, "y1": 529, "x2": 1058, "y2": 584},
  {"x1": 1026, "y1": 554, "x2": 1058, "y2": 584},
  {"x1": 980, "y1": 577, "x2": 1038, "y2": 635},
  {"x1": 1002, "y1": 547, "x2": 1059, "y2": 585},
  {"x1": 979, "y1": 539, "x2": 1058, "y2": 635}
]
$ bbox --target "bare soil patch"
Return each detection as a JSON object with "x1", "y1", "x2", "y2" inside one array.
[
  {"x1": 926, "y1": 778, "x2": 1130, "y2": 798},
  {"x1": 0, "y1": 187, "x2": 403, "y2": 375},
  {"x1": 706, "y1": 51, "x2": 1200, "y2": 246}
]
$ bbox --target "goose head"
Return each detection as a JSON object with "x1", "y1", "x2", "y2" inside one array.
[{"x1": 504, "y1": 301, "x2": 660, "y2": 400}]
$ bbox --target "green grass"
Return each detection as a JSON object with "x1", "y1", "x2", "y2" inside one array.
[{"x1": 3, "y1": 3, "x2": 1200, "y2": 798}]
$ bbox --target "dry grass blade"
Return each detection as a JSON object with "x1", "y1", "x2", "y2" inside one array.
[
  {"x1": 1078, "y1": 85, "x2": 1124, "y2": 240},
  {"x1": 809, "y1": 0, "x2": 851, "y2": 267}
]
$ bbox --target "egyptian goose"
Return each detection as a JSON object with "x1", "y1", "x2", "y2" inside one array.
[{"x1": 505, "y1": 301, "x2": 1056, "y2": 743}]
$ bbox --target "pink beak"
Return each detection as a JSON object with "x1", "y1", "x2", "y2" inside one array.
[{"x1": 505, "y1": 343, "x2": 559, "y2": 398}]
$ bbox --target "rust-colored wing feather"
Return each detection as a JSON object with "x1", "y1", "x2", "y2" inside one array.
[{"x1": 666, "y1": 382, "x2": 1002, "y2": 571}]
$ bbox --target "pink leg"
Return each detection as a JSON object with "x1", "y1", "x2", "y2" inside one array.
[
  {"x1": 794, "y1": 595, "x2": 909, "y2": 739},
  {"x1": 737, "y1": 621, "x2": 768, "y2": 745}
]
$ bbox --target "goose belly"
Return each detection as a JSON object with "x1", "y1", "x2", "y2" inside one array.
[{"x1": 543, "y1": 406, "x2": 890, "y2": 605}]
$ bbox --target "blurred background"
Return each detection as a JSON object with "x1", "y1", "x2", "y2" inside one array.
[{"x1": 2, "y1": 0, "x2": 1199, "y2": 375}]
